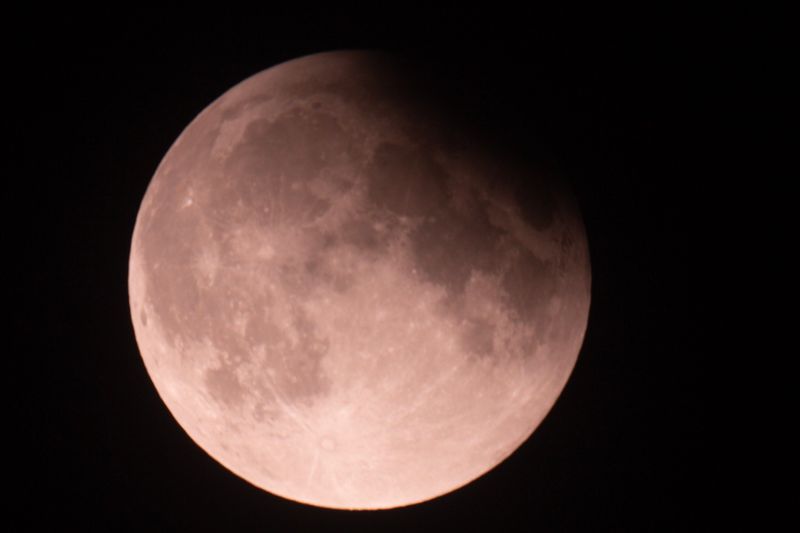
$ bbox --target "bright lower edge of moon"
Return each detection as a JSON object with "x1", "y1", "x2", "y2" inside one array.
[{"x1": 128, "y1": 51, "x2": 591, "y2": 510}]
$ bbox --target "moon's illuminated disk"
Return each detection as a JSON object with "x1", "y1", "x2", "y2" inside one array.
[{"x1": 128, "y1": 51, "x2": 591, "y2": 509}]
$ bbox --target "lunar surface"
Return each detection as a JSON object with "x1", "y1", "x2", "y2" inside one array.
[{"x1": 128, "y1": 51, "x2": 591, "y2": 509}]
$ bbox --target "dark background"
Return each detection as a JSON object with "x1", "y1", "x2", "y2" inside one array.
[{"x1": 12, "y1": 6, "x2": 702, "y2": 531}]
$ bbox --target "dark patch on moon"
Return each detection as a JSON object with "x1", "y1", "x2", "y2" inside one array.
[
  {"x1": 338, "y1": 218, "x2": 387, "y2": 253},
  {"x1": 410, "y1": 202, "x2": 503, "y2": 297},
  {"x1": 206, "y1": 365, "x2": 245, "y2": 407},
  {"x1": 244, "y1": 313, "x2": 284, "y2": 350},
  {"x1": 513, "y1": 175, "x2": 557, "y2": 231},
  {"x1": 459, "y1": 317, "x2": 496, "y2": 359},
  {"x1": 135, "y1": 178, "x2": 232, "y2": 353},
  {"x1": 252, "y1": 401, "x2": 280, "y2": 424},
  {"x1": 285, "y1": 311, "x2": 331, "y2": 393},
  {"x1": 501, "y1": 248, "x2": 557, "y2": 326},
  {"x1": 142, "y1": 247, "x2": 206, "y2": 351},
  {"x1": 223, "y1": 109, "x2": 358, "y2": 226},
  {"x1": 140, "y1": 309, "x2": 148, "y2": 326},
  {"x1": 303, "y1": 254, "x2": 354, "y2": 293},
  {"x1": 366, "y1": 142, "x2": 448, "y2": 218},
  {"x1": 296, "y1": 230, "x2": 357, "y2": 293},
  {"x1": 229, "y1": 109, "x2": 351, "y2": 181}
]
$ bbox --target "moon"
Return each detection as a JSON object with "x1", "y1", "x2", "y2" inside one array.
[{"x1": 128, "y1": 51, "x2": 591, "y2": 510}]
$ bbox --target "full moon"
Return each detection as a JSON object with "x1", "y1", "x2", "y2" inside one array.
[{"x1": 128, "y1": 51, "x2": 591, "y2": 509}]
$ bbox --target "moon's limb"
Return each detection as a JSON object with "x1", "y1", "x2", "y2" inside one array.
[{"x1": 129, "y1": 51, "x2": 590, "y2": 509}]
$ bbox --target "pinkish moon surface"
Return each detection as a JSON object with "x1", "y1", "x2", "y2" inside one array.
[{"x1": 128, "y1": 51, "x2": 591, "y2": 510}]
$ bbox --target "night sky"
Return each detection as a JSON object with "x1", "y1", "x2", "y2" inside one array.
[{"x1": 12, "y1": 7, "x2": 702, "y2": 531}]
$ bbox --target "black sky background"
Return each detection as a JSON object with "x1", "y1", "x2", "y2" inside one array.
[{"x1": 12, "y1": 7, "x2": 703, "y2": 531}]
